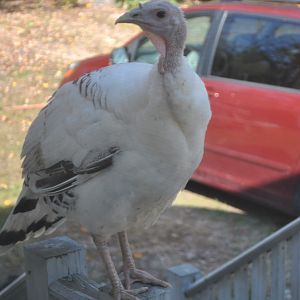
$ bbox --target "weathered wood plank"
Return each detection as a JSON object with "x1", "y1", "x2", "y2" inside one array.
[
  {"x1": 216, "y1": 277, "x2": 231, "y2": 300},
  {"x1": 196, "y1": 287, "x2": 214, "y2": 300},
  {"x1": 251, "y1": 254, "x2": 268, "y2": 300},
  {"x1": 49, "y1": 275, "x2": 171, "y2": 300},
  {"x1": 50, "y1": 274, "x2": 108, "y2": 300},
  {"x1": 24, "y1": 236, "x2": 171, "y2": 300},
  {"x1": 0, "y1": 273, "x2": 27, "y2": 300},
  {"x1": 290, "y1": 232, "x2": 300, "y2": 300},
  {"x1": 270, "y1": 242, "x2": 285, "y2": 300},
  {"x1": 186, "y1": 217, "x2": 300, "y2": 297},
  {"x1": 50, "y1": 280, "x2": 98, "y2": 300},
  {"x1": 136, "y1": 284, "x2": 170, "y2": 300},
  {"x1": 24, "y1": 236, "x2": 87, "y2": 300},
  {"x1": 166, "y1": 264, "x2": 201, "y2": 300},
  {"x1": 233, "y1": 267, "x2": 249, "y2": 300}
]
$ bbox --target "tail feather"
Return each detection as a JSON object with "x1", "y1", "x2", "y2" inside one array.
[{"x1": 0, "y1": 186, "x2": 65, "y2": 255}]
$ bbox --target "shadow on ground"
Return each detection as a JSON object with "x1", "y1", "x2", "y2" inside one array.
[{"x1": 185, "y1": 180, "x2": 292, "y2": 227}]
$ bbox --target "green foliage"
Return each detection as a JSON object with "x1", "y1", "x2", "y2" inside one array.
[
  {"x1": 115, "y1": 0, "x2": 182, "y2": 9},
  {"x1": 115, "y1": 0, "x2": 140, "y2": 9},
  {"x1": 54, "y1": 0, "x2": 79, "y2": 8}
]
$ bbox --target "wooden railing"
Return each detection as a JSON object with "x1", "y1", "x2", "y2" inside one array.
[
  {"x1": 1, "y1": 217, "x2": 300, "y2": 300},
  {"x1": 185, "y1": 217, "x2": 300, "y2": 300},
  {"x1": 0, "y1": 236, "x2": 200, "y2": 300}
]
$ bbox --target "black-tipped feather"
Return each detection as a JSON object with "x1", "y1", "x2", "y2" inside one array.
[
  {"x1": 0, "y1": 216, "x2": 64, "y2": 246},
  {"x1": 0, "y1": 230, "x2": 26, "y2": 246},
  {"x1": 32, "y1": 147, "x2": 120, "y2": 195},
  {"x1": 12, "y1": 197, "x2": 38, "y2": 214}
]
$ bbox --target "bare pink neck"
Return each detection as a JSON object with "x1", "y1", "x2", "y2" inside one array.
[
  {"x1": 159, "y1": 40, "x2": 184, "y2": 74},
  {"x1": 159, "y1": 26, "x2": 186, "y2": 74},
  {"x1": 144, "y1": 27, "x2": 186, "y2": 74}
]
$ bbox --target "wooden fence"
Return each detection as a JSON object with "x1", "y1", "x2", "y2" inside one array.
[
  {"x1": 185, "y1": 216, "x2": 300, "y2": 300},
  {"x1": 0, "y1": 236, "x2": 201, "y2": 300},
  {"x1": 1, "y1": 216, "x2": 300, "y2": 300}
]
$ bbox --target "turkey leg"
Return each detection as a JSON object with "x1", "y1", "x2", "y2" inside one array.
[
  {"x1": 118, "y1": 231, "x2": 171, "y2": 290},
  {"x1": 93, "y1": 234, "x2": 147, "y2": 300}
]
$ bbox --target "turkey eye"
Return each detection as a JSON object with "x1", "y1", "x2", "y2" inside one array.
[{"x1": 156, "y1": 11, "x2": 166, "y2": 18}]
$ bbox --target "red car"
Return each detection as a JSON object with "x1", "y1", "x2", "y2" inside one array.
[{"x1": 61, "y1": 1, "x2": 300, "y2": 215}]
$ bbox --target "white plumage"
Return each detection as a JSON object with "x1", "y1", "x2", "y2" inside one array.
[{"x1": 0, "y1": 1, "x2": 211, "y2": 299}]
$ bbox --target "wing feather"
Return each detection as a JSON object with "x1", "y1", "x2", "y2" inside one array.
[
  {"x1": 21, "y1": 63, "x2": 152, "y2": 177},
  {"x1": 27, "y1": 146, "x2": 120, "y2": 195}
]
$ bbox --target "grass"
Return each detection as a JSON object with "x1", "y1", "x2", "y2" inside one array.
[
  {"x1": 174, "y1": 189, "x2": 244, "y2": 214},
  {"x1": 0, "y1": 184, "x2": 20, "y2": 203},
  {"x1": 0, "y1": 65, "x2": 58, "y2": 220},
  {"x1": 0, "y1": 108, "x2": 38, "y2": 204}
]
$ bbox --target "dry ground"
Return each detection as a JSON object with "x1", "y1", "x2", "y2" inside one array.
[{"x1": 0, "y1": 2, "x2": 291, "y2": 290}]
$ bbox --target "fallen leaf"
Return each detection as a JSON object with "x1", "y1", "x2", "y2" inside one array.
[
  {"x1": 0, "y1": 183, "x2": 8, "y2": 190},
  {"x1": 3, "y1": 199, "x2": 13, "y2": 207},
  {"x1": 133, "y1": 251, "x2": 144, "y2": 259},
  {"x1": 0, "y1": 115, "x2": 8, "y2": 122}
]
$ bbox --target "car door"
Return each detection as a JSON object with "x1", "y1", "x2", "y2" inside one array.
[{"x1": 196, "y1": 12, "x2": 300, "y2": 212}]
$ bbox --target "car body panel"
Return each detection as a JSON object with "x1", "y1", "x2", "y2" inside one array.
[
  {"x1": 60, "y1": 54, "x2": 111, "y2": 86},
  {"x1": 195, "y1": 76, "x2": 300, "y2": 214},
  {"x1": 185, "y1": 2, "x2": 300, "y2": 19}
]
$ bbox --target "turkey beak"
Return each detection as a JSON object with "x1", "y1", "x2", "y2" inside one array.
[{"x1": 115, "y1": 7, "x2": 143, "y2": 25}]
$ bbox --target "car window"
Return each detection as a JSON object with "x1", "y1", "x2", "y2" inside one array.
[
  {"x1": 134, "y1": 15, "x2": 212, "y2": 71},
  {"x1": 211, "y1": 14, "x2": 300, "y2": 90},
  {"x1": 135, "y1": 38, "x2": 158, "y2": 64}
]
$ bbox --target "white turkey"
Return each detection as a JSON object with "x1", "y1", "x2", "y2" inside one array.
[{"x1": 0, "y1": 1, "x2": 211, "y2": 299}]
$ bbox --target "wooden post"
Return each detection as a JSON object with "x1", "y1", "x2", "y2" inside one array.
[
  {"x1": 23, "y1": 236, "x2": 171, "y2": 300},
  {"x1": 166, "y1": 264, "x2": 202, "y2": 300},
  {"x1": 24, "y1": 236, "x2": 86, "y2": 300}
]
